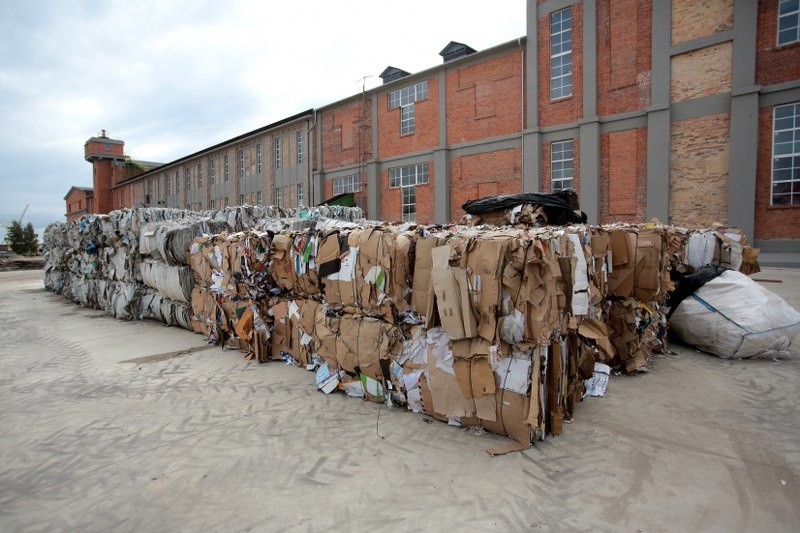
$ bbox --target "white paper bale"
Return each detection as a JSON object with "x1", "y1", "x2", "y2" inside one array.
[
  {"x1": 139, "y1": 259, "x2": 194, "y2": 303},
  {"x1": 670, "y1": 271, "x2": 800, "y2": 359}
]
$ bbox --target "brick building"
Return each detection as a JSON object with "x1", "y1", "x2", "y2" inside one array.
[{"x1": 66, "y1": 1, "x2": 800, "y2": 250}]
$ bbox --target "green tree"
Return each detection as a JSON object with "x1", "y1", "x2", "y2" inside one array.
[
  {"x1": 5, "y1": 221, "x2": 38, "y2": 255},
  {"x1": 23, "y1": 222, "x2": 38, "y2": 255}
]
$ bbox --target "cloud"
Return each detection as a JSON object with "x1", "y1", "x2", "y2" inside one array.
[{"x1": 0, "y1": 0, "x2": 524, "y2": 239}]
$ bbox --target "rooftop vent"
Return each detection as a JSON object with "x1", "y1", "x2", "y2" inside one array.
[
  {"x1": 439, "y1": 41, "x2": 477, "y2": 63},
  {"x1": 379, "y1": 66, "x2": 411, "y2": 85}
]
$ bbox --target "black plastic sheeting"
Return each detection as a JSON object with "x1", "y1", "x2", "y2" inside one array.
[
  {"x1": 461, "y1": 189, "x2": 587, "y2": 226},
  {"x1": 666, "y1": 263, "x2": 728, "y2": 319}
]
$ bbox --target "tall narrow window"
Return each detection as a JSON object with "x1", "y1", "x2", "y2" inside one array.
[
  {"x1": 175, "y1": 171, "x2": 180, "y2": 194},
  {"x1": 275, "y1": 138, "x2": 282, "y2": 169},
  {"x1": 156, "y1": 176, "x2": 161, "y2": 202},
  {"x1": 550, "y1": 8, "x2": 573, "y2": 100},
  {"x1": 210, "y1": 159, "x2": 216, "y2": 185},
  {"x1": 238, "y1": 149, "x2": 245, "y2": 178},
  {"x1": 297, "y1": 183, "x2": 304, "y2": 205},
  {"x1": 256, "y1": 143, "x2": 262, "y2": 174},
  {"x1": 551, "y1": 140, "x2": 574, "y2": 191},
  {"x1": 185, "y1": 166, "x2": 191, "y2": 191},
  {"x1": 224, "y1": 197, "x2": 229, "y2": 207},
  {"x1": 388, "y1": 80, "x2": 428, "y2": 135},
  {"x1": 296, "y1": 131, "x2": 304, "y2": 165},
  {"x1": 256, "y1": 191, "x2": 262, "y2": 204},
  {"x1": 239, "y1": 193, "x2": 245, "y2": 205},
  {"x1": 197, "y1": 163, "x2": 202, "y2": 188},
  {"x1": 779, "y1": 0, "x2": 800, "y2": 46},
  {"x1": 388, "y1": 163, "x2": 429, "y2": 222},
  {"x1": 772, "y1": 102, "x2": 800, "y2": 205},
  {"x1": 210, "y1": 199, "x2": 216, "y2": 209},
  {"x1": 165, "y1": 174, "x2": 170, "y2": 196},
  {"x1": 224, "y1": 154, "x2": 229, "y2": 182},
  {"x1": 274, "y1": 187, "x2": 283, "y2": 208}
]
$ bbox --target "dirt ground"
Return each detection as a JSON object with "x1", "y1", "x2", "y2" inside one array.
[{"x1": 1, "y1": 269, "x2": 799, "y2": 532}]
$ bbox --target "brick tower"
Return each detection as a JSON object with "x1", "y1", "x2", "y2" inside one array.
[{"x1": 84, "y1": 130, "x2": 125, "y2": 215}]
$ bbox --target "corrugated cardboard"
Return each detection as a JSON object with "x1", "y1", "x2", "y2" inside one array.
[{"x1": 430, "y1": 246, "x2": 476, "y2": 340}]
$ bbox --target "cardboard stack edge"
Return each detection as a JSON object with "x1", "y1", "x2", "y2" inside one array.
[{"x1": 43, "y1": 207, "x2": 760, "y2": 452}]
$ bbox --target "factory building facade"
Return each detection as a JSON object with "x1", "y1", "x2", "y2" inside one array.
[{"x1": 68, "y1": 0, "x2": 800, "y2": 249}]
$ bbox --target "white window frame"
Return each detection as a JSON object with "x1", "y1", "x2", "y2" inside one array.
[
  {"x1": 175, "y1": 171, "x2": 180, "y2": 194},
  {"x1": 297, "y1": 183, "x2": 304, "y2": 206},
  {"x1": 388, "y1": 163, "x2": 429, "y2": 222},
  {"x1": 256, "y1": 191, "x2": 262, "y2": 205},
  {"x1": 332, "y1": 174, "x2": 362, "y2": 195},
  {"x1": 779, "y1": 0, "x2": 800, "y2": 46},
  {"x1": 210, "y1": 158, "x2": 216, "y2": 185},
  {"x1": 296, "y1": 131, "x2": 304, "y2": 165},
  {"x1": 238, "y1": 149, "x2": 245, "y2": 179},
  {"x1": 197, "y1": 163, "x2": 202, "y2": 188},
  {"x1": 550, "y1": 140, "x2": 574, "y2": 192},
  {"x1": 388, "y1": 81, "x2": 428, "y2": 135},
  {"x1": 185, "y1": 166, "x2": 191, "y2": 191},
  {"x1": 771, "y1": 102, "x2": 800, "y2": 206},
  {"x1": 224, "y1": 155, "x2": 229, "y2": 182},
  {"x1": 210, "y1": 199, "x2": 216, "y2": 209},
  {"x1": 550, "y1": 8, "x2": 573, "y2": 100},
  {"x1": 256, "y1": 143, "x2": 262, "y2": 174},
  {"x1": 275, "y1": 138, "x2": 282, "y2": 169},
  {"x1": 274, "y1": 187, "x2": 283, "y2": 208},
  {"x1": 239, "y1": 193, "x2": 245, "y2": 205}
]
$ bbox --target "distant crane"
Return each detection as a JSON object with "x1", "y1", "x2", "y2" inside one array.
[{"x1": 18, "y1": 204, "x2": 29, "y2": 225}]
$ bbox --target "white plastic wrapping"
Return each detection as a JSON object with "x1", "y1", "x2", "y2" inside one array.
[{"x1": 670, "y1": 271, "x2": 800, "y2": 359}]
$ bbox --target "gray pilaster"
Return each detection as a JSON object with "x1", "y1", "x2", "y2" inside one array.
[
  {"x1": 522, "y1": 132, "x2": 541, "y2": 192},
  {"x1": 646, "y1": 0, "x2": 671, "y2": 222},
  {"x1": 434, "y1": 150, "x2": 450, "y2": 224},
  {"x1": 582, "y1": 0, "x2": 597, "y2": 120},
  {"x1": 526, "y1": 0, "x2": 539, "y2": 129},
  {"x1": 579, "y1": 122, "x2": 600, "y2": 223},
  {"x1": 727, "y1": 0, "x2": 759, "y2": 241},
  {"x1": 366, "y1": 162, "x2": 379, "y2": 220},
  {"x1": 315, "y1": 114, "x2": 324, "y2": 205}
]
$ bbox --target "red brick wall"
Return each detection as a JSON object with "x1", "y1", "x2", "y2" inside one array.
[
  {"x1": 538, "y1": 3, "x2": 583, "y2": 127},
  {"x1": 379, "y1": 163, "x2": 435, "y2": 224},
  {"x1": 449, "y1": 148, "x2": 522, "y2": 222},
  {"x1": 65, "y1": 189, "x2": 91, "y2": 221},
  {"x1": 757, "y1": 0, "x2": 800, "y2": 86},
  {"x1": 92, "y1": 160, "x2": 115, "y2": 214},
  {"x1": 597, "y1": 0, "x2": 652, "y2": 116},
  {"x1": 377, "y1": 77, "x2": 439, "y2": 159},
  {"x1": 671, "y1": 0, "x2": 733, "y2": 45},
  {"x1": 85, "y1": 140, "x2": 123, "y2": 158},
  {"x1": 446, "y1": 52, "x2": 523, "y2": 145},
  {"x1": 755, "y1": 106, "x2": 800, "y2": 239},
  {"x1": 321, "y1": 100, "x2": 372, "y2": 170},
  {"x1": 540, "y1": 139, "x2": 581, "y2": 194},
  {"x1": 599, "y1": 128, "x2": 648, "y2": 224}
]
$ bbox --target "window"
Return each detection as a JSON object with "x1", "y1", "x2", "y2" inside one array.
[
  {"x1": 550, "y1": 8, "x2": 573, "y2": 100},
  {"x1": 210, "y1": 199, "x2": 216, "y2": 209},
  {"x1": 224, "y1": 196, "x2": 229, "y2": 207},
  {"x1": 224, "y1": 154, "x2": 229, "y2": 182},
  {"x1": 175, "y1": 171, "x2": 180, "y2": 194},
  {"x1": 779, "y1": 0, "x2": 800, "y2": 46},
  {"x1": 197, "y1": 164, "x2": 202, "y2": 188},
  {"x1": 256, "y1": 143, "x2": 262, "y2": 174},
  {"x1": 165, "y1": 174, "x2": 170, "y2": 196},
  {"x1": 333, "y1": 174, "x2": 362, "y2": 195},
  {"x1": 239, "y1": 193, "x2": 245, "y2": 205},
  {"x1": 210, "y1": 159, "x2": 216, "y2": 185},
  {"x1": 551, "y1": 140, "x2": 574, "y2": 192},
  {"x1": 296, "y1": 131, "x2": 304, "y2": 165},
  {"x1": 185, "y1": 166, "x2": 191, "y2": 191},
  {"x1": 297, "y1": 183, "x2": 304, "y2": 205},
  {"x1": 156, "y1": 176, "x2": 161, "y2": 201},
  {"x1": 146, "y1": 179, "x2": 152, "y2": 204},
  {"x1": 388, "y1": 80, "x2": 428, "y2": 135},
  {"x1": 256, "y1": 191, "x2": 262, "y2": 204},
  {"x1": 238, "y1": 149, "x2": 245, "y2": 178},
  {"x1": 772, "y1": 103, "x2": 800, "y2": 205},
  {"x1": 104, "y1": 143, "x2": 110, "y2": 151},
  {"x1": 198, "y1": 201, "x2": 203, "y2": 211},
  {"x1": 275, "y1": 138, "x2": 282, "y2": 169},
  {"x1": 274, "y1": 187, "x2": 283, "y2": 208},
  {"x1": 389, "y1": 163, "x2": 429, "y2": 222}
]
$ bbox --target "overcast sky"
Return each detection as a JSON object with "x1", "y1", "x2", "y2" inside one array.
[{"x1": 0, "y1": 0, "x2": 524, "y2": 241}]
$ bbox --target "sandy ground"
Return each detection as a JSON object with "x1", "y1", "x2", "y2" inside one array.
[{"x1": 1, "y1": 269, "x2": 799, "y2": 532}]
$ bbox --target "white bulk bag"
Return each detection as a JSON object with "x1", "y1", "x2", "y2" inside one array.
[{"x1": 670, "y1": 270, "x2": 800, "y2": 358}]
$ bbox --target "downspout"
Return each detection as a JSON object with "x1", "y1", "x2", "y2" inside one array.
[
  {"x1": 518, "y1": 37, "x2": 525, "y2": 191},
  {"x1": 306, "y1": 110, "x2": 317, "y2": 206}
]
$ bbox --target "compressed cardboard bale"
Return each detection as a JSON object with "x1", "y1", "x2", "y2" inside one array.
[{"x1": 465, "y1": 236, "x2": 509, "y2": 342}]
